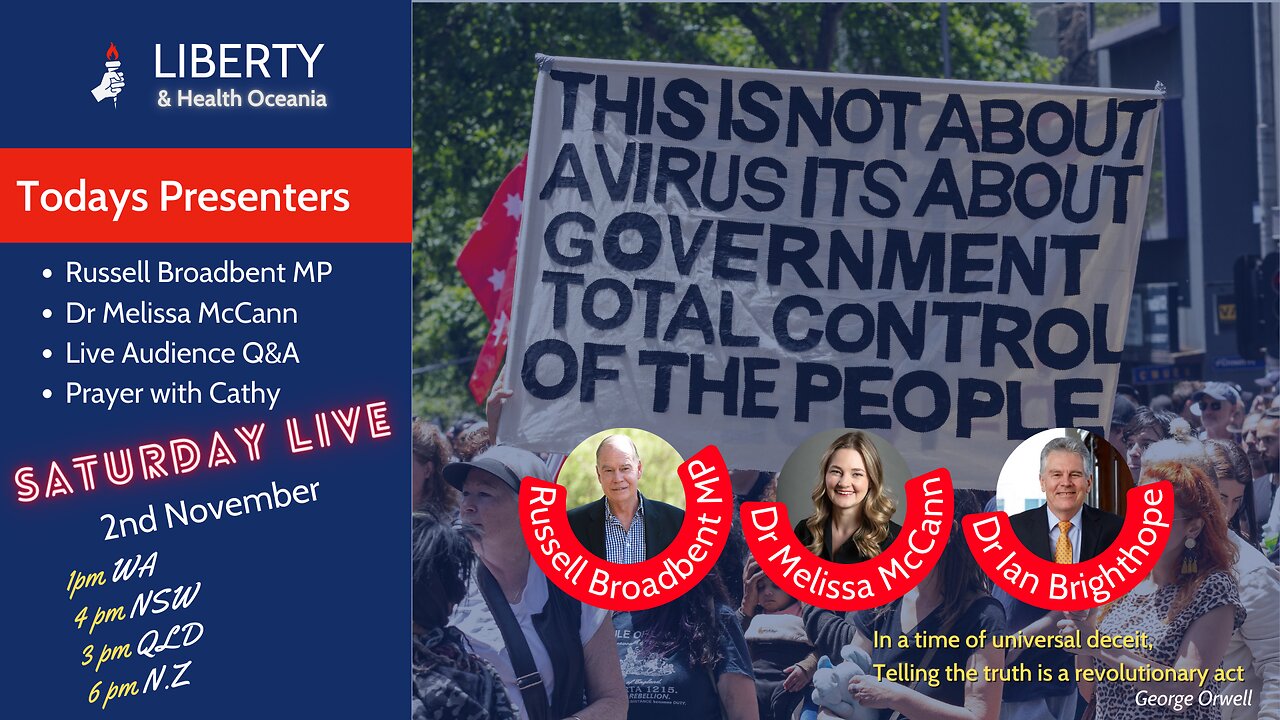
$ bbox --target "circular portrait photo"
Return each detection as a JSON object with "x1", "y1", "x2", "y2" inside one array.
[
  {"x1": 556, "y1": 428, "x2": 685, "y2": 564},
  {"x1": 777, "y1": 429, "x2": 909, "y2": 564},
  {"x1": 994, "y1": 428, "x2": 1129, "y2": 564}
]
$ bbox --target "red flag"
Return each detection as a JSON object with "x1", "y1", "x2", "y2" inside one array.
[
  {"x1": 468, "y1": 251, "x2": 518, "y2": 403},
  {"x1": 456, "y1": 156, "x2": 526, "y2": 321},
  {"x1": 460, "y1": 156, "x2": 526, "y2": 403}
]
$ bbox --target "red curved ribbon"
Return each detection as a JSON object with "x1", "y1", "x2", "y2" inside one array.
[
  {"x1": 741, "y1": 469, "x2": 954, "y2": 612},
  {"x1": 519, "y1": 445, "x2": 734, "y2": 611},
  {"x1": 962, "y1": 480, "x2": 1174, "y2": 611}
]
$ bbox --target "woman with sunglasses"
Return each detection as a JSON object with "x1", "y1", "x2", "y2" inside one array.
[{"x1": 1192, "y1": 382, "x2": 1242, "y2": 443}]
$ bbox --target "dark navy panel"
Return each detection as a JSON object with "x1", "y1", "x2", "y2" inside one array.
[
  {"x1": 1, "y1": 0, "x2": 407, "y2": 148},
  {"x1": 0, "y1": 241, "x2": 408, "y2": 719}
]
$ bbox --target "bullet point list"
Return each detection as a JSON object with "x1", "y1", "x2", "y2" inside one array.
[
  {"x1": 42, "y1": 268, "x2": 52, "y2": 279},
  {"x1": 42, "y1": 349, "x2": 52, "y2": 359},
  {"x1": 42, "y1": 309, "x2": 52, "y2": 319},
  {"x1": 42, "y1": 389, "x2": 52, "y2": 399}
]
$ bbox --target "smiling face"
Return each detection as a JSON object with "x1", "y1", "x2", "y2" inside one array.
[
  {"x1": 596, "y1": 438, "x2": 641, "y2": 508},
  {"x1": 1040, "y1": 449, "x2": 1091, "y2": 521},
  {"x1": 457, "y1": 470, "x2": 518, "y2": 549},
  {"x1": 824, "y1": 448, "x2": 870, "y2": 513}
]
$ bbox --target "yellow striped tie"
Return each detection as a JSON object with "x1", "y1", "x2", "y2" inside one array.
[{"x1": 1054, "y1": 520, "x2": 1073, "y2": 564}]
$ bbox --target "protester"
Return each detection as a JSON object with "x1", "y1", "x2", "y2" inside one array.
[
  {"x1": 454, "y1": 421, "x2": 492, "y2": 462},
  {"x1": 1241, "y1": 412, "x2": 1276, "y2": 524},
  {"x1": 831, "y1": 508, "x2": 1006, "y2": 720},
  {"x1": 1192, "y1": 381, "x2": 1243, "y2": 441},
  {"x1": 1061, "y1": 423, "x2": 1245, "y2": 720},
  {"x1": 1205, "y1": 439, "x2": 1263, "y2": 545},
  {"x1": 448, "y1": 417, "x2": 479, "y2": 448},
  {"x1": 717, "y1": 503, "x2": 752, "y2": 611},
  {"x1": 412, "y1": 418, "x2": 456, "y2": 513},
  {"x1": 1116, "y1": 384, "x2": 1142, "y2": 406},
  {"x1": 1253, "y1": 371, "x2": 1279, "y2": 413},
  {"x1": 740, "y1": 559, "x2": 817, "y2": 720},
  {"x1": 795, "y1": 431, "x2": 899, "y2": 564},
  {"x1": 801, "y1": 493, "x2": 1003, "y2": 720},
  {"x1": 614, "y1": 570, "x2": 757, "y2": 720},
  {"x1": 720, "y1": 470, "x2": 775, "y2": 611},
  {"x1": 1171, "y1": 380, "x2": 1205, "y2": 432},
  {"x1": 412, "y1": 511, "x2": 515, "y2": 720},
  {"x1": 445, "y1": 446, "x2": 627, "y2": 720},
  {"x1": 1107, "y1": 394, "x2": 1138, "y2": 453},
  {"x1": 732, "y1": 470, "x2": 777, "y2": 504},
  {"x1": 1243, "y1": 410, "x2": 1280, "y2": 543},
  {"x1": 1122, "y1": 406, "x2": 1176, "y2": 482},
  {"x1": 1195, "y1": 440, "x2": 1280, "y2": 720}
]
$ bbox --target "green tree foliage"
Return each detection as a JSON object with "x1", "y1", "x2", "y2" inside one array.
[{"x1": 412, "y1": 3, "x2": 1062, "y2": 420}]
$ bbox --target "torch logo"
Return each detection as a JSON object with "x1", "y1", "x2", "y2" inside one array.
[{"x1": 91, "y1": 42, "x2": 125, "y2": 107}]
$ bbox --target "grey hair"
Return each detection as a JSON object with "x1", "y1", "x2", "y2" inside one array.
[
  {"x1": 1039, "y1": 436, "x2": 1092, "y2": 477},
  {"x1": 596, "y1": 434, "x2": 641, "y2": 464}
]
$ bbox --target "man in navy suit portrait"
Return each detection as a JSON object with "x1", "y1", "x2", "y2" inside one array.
[
  {"x1": 998, "y1": 435, "x2": 1124, "y2": 720},
  {"x1": 1010, "y1": 436, "x2": 1124, "y2": 564},
  {"x1": 567, "y1": 434, "x2": 684, "y2": 564}
]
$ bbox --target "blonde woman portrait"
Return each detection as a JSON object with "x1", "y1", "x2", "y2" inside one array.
[{"x1": 794, "y1": 431, "x2": 900, "y2": 564}]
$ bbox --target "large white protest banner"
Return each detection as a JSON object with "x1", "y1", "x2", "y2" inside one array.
[{"x1": 500, "y1": 55, "x2": 1161, "y2": 487}]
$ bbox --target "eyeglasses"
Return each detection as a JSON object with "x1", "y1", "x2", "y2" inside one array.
[{"x1": 1199, "y1": 400, "x2": 1223, "y2": 412}]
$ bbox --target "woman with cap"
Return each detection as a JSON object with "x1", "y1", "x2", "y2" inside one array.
[
  {"x1": 1192, "y1": 382, "x2": 1243, "y2": 442},
  {"x1": 444, "y1": 445, "x2": 628, "y2": 720}
]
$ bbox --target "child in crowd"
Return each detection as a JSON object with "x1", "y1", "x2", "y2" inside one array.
[{"x1": 743, "y1": 561, "x2": 818, "y2": 720}]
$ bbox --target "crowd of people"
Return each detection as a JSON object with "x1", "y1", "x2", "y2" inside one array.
[
  {"x1": 410, "y1": 372, "x2": 1280, "y2": 720},
  {"x1": 1115, "y1": 378, "x2": 1280, "y2": 554}
]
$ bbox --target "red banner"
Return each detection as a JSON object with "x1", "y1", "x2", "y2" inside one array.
[{"x1": 1, "y1": 148, "x2": 409, "y2": 242}]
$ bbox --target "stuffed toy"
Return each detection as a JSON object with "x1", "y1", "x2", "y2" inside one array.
[{"x1": 809, "y1": 644, "x2": 879, "y2": 720}]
